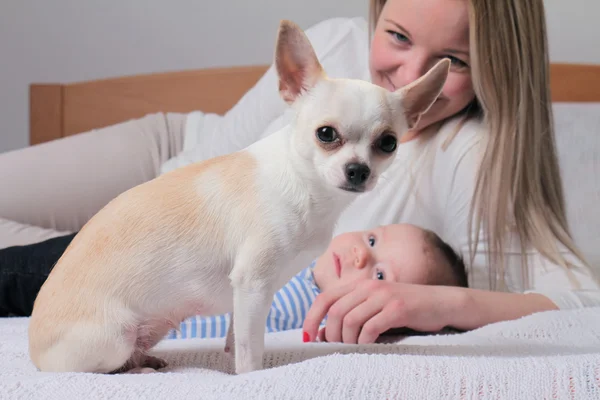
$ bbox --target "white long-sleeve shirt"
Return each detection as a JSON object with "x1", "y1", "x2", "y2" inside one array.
[{"x1": 160, "y1": 17, "x2": 600, "y2": 309}]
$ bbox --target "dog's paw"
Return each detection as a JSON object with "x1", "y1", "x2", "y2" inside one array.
[
  {"x1": 113, "y1": 353, "x2": 168, "y2": 374},
  {"x1": 234, "y1": 352, "x2": 264, "y2": 375},
  {"x1": 142, "y1": 355, "x2": 168, "y2": 370}
]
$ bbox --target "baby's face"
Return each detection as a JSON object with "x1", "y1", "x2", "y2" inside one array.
[{"x1": 313, "y1": 224, "x2": 437, "y2": 292}]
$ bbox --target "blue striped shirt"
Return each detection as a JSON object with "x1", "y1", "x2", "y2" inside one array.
[{"x1": 165, "y1": 260, "x2": 321, "y2": 339}]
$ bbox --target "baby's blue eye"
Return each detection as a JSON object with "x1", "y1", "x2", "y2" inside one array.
[
  {"x1": 368, "y1": 236, "x2": 376, "y2": 247},
  {"x1": 376, "y1": 270, "x2": 385, "y2": 280}
]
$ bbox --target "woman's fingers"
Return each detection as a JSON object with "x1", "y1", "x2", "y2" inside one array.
[
  {"x1": 339, "y1": 297, "x2": 384, "y2": 344},
  {"x1": 317, "y1": 327, "x2": 327, "y2": 342},
  {"x1": 321, "y1": 286, "x2": 370, "y2": 343},
  {"x1": 357, "y1": 306, "x2": 400, "y2": 344},
  {"x1": 305, "y1": 280, "x2": 392, "y2": 344},
  {"x1": 317, "y1": 300, "x2": 400, "y2": 344},
  {"x1": 306, "y1": 281, "x2": 454, "y2": 345},
  {"x1": 303, "y1": 282, "x2": 358, "y2": 341}
]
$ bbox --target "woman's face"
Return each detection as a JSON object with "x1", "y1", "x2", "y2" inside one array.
[{"x1": 369, "y1": 0, "x2": 476, "y2": 137}]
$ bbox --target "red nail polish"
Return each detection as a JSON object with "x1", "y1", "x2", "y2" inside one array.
[{"x1": 303, "y1": 331, "x2": 310, "y2": 342}]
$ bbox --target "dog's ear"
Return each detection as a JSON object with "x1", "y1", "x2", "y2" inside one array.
[
  {"x1": 275, "y1": 20, "x2": 326, "y2": 104},
  {"x1": 396, "y1": 58, "x2": 451, "y2": 130}
]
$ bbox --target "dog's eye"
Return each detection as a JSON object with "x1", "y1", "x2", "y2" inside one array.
[
  {"x1": 316, "y1": 126, "x2": 338, "y2": 143},
  {"x1": 377, "y1": 134, "x2": 397, "y2": 153}
]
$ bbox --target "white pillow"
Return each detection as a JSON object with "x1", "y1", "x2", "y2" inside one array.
[
  {"x1": 552, "y1": 102, "x2": 600, "y2": 274},
  {"x1": 0, "y1": 218, "x2": 72, "y2": 250}
]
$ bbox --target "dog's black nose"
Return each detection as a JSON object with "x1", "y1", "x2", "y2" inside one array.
[{"x1": 345, "y1": 163, "x2": 370, "y2": 186}]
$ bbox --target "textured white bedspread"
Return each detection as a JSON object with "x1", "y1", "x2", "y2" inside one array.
[{"x1": 1, "y1": 308, "x2": 600, "y2": 399}]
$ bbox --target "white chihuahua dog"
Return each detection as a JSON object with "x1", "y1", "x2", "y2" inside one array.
[{"x1": 28, "y1": 20, "x2": 450, "y2": 375}]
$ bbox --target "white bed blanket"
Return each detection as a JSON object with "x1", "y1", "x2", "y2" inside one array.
[{"x1": 1, "y1": 308, "x2": 600, "y2": 400}]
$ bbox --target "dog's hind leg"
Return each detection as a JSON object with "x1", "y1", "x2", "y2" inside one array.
[
  {"x1": 36, "y1": 322, "x2": 137, "y2": 373},
  {"x1": 224, "y1": 312, "x2": 235, "y2": 354},
  {"x1": 114, "y1": 320, "x2": 172, "y2": 373},
  {"x1": 115, "y1": 353, "x2": 168, "y2": 374}
]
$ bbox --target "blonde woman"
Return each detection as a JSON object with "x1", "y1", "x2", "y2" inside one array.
[
  {"x1": 1, "y1": 0, "x2": 599, "y2": 345},
  {"x1": 303, "y1": 0, "x2": 600, "y2": 343}
]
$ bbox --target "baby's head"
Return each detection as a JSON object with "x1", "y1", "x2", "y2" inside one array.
[{"x1": 313, "y1": 224, "x2": 467, "y2": 291}]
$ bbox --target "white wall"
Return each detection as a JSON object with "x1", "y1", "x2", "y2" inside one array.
[
  {"x1": 545, "y1": 0, "x2": 600, "y2": 64},
  {"x1": 0, "y1": 0, "x2": 367, "y2": 153},
  {"x1": 0, "y1": 0, "x2": 598, "y2": 153}
]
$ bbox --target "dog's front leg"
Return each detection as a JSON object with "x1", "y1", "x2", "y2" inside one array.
[{"x1": 231, "y1": 281, "x2": 275, "y2": 374}]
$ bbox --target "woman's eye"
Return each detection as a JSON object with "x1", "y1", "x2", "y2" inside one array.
[
  {"x1": 368, "y1": 235, "x2": 376, "y2": 247},
  {"x1": 445, "y1": 56, "x2": 468, "y2": 69},
  {"x1": 375, "y1": 270, "x2": 385, "y2": 280},
  {"x1": 387, "y1": 31, "x2": 409, "y2": 44}
]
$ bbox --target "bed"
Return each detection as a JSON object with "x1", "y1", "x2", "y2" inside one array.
[{"x1": 3, "y1": 62, "x2": 599, "y2": 399}]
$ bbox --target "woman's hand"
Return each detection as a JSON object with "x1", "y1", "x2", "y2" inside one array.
[
  {"x1": 302, "y1": 280, "x2": 465, "y2": 344},
  {"x1": 302, "y1": 280, "x2": 560, "y2": 344}
]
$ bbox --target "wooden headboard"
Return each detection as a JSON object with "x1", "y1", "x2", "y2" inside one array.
[
  {"x1": 29, "y1": 63, "x2": 600, "y2": 146},
  {"x1": 29, "y1": 65, "x2": 269, "y2": 146}
]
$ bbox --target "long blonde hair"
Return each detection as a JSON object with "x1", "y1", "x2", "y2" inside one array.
[{"x1": 369, "y1": 0, "x2": 589, "y2": 290}]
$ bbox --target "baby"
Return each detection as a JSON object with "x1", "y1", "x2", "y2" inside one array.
[{"x1": 166, "y1": 223, "x2": 467, "y2": 339}]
